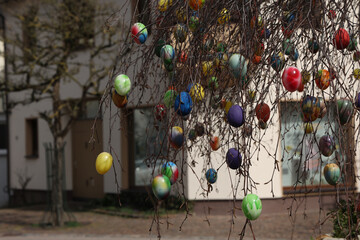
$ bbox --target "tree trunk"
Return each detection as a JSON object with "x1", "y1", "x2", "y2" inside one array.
[{"x1": 51, "y1": 136, "x2": 64, "y2": 226}]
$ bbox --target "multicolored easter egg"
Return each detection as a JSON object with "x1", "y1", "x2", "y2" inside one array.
[
  {"x1": 315, "y1": 69, "x2": 331, "y2": 90},
  {"x1": 301, "y1": 70, "x2": 311, "y2": 84},
  {"x1": 308, "y1": 40, "x2": 320, "y2": 53},
  {"x1": 169, "y1": 126, "x2": 184, "y2": 149},
  {"x1": 176, "y1": 7, "x2": 187, "y2": 22},
  {"x1": 95, "y1": 152, "x2": 113, "y2": 175},
  {"x1": 229, "y1": 54, "x2": 248, "y2": 79},
  {"x1": 202, "y1": 61, "x2": 214, "y2": 77},
  {"x1": 328, "y1": 9, "x2": 336, "y2": 20},
  {"x1": 114, "y1": 74, "x2": 131, "y2": 96},
  {"x1": 210, "y1": 136, "x2": 220, "y2": 151},
  {"x1": 227, "y1": 105, "x2": 245, "y2": 127},
  {"x1": 347, "y1": 34, "x2": 358, "y2": 51},
  {"x1": 112, "y1": 89, "x2": 127, "y2": 108},
  {"x1": 154, "y1": 104, "x2": 166, "y2": 121},
  {"x1": 301, "y1": 95, "x2": 320, "y2": 122},
  {"x1": 158, "y1": 0, "x2": 172, "y2": 12},
  {"x1": 174, "y1": 92, "x2": 193, "y2": 116},
  {"x1": 152, "y1": 175, "x2": 171, "y2": 200},
  {"x1": 319, "y1": 135, "x2": 335, "y2": 157},
  {"x1": 318, "y1": 97, "x2": 327, "y2": 118},
  {"x1": 282, "y1": 39, "x2": 294, "y2": 55},
  {"x1": 179, "y1": 51, "x2": 188, "y2": 63},
  {"x1": 188, "y1": 128, "x2": 197, "y2": 141},
  {"x1": 189, "y1": 12, "x2": 200, "y2": 32},
  {"x1": 189, "y1": 83, "x2": 205, "y2": 102},
  {"x1": 282, "y1": 67, "x2": 302, "y2": 92},
  {"x1": 161, "y1": 162, "x2": 179, "y2": 185},
  {"x1": 189, "y1": 0, "x2": 205, "y2": 11},
  {"x1": 226, "y1": 148, "x2": 242, "y2": 169},
  {"x1": 323, "y1": 163, "x2": 340, "y2": 186},
  {"x1": 174, "y1": 23, "x2": 188, "y2": 43},
  {"x1": 208, "y1": 77, "x2": 219, "y2": 90},
  {"x1": 242, "y1": 194, "x2": 262, "y2": 220},
  {"x1": 163, "y1": 89, "x2": 177, "y2": 108},
  {"x1": 218, "y1": 8, "x2": 230, "y2": 24},
  {"x1": 255, "y1": 103, "x2": 270, "y2": 123},
  {"x1": 206, "y1": 168, "x2": 217, "y2": 184},
  {"x1": 131, "y1": 22, "x2": 148, "y2": 44},
  {"x1": 333, "y1": 28, "x2": 350, "y2": 50},
  {"x1": 161, "y1": 45, "x2": 175, "y2": 65},
  {"x1": 270, "y1": 52, "x2": 285, "y2": 72},
  {"x1": 337, "y1": 99, "x2": 354, "y2": 125},
  {"x1": 290, "y1": 48, "x2": 299, "y2": 61},
  {"x1": 155, "y1": 39, "x2": 166, "y2": 57}
]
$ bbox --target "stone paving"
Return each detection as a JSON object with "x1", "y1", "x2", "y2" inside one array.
[{"x1": 0, "y1": 205, "x2": 334, "y2": 240}]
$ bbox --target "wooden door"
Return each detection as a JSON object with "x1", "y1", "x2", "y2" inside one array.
[{"x1": 72, "y1": 119, "x2": 104, "y2": 199}]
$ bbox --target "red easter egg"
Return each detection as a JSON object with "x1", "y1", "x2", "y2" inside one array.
[
  {"x1": 328, "y1": 10, "x2": 336, "y2": 20},
  {"x1": 252, "y1": 55, "x2": 261, "y2": 64},
  {"x1": 154, "y1": 104, "x2": 166, "y2": 121},
  {"x1": 255, "y1": 103, "x2": 270, "y2": 123},
  {"x1": 179, "y1": 51, "x2": 188, "y2": 63},
  {"x1": 333, "y1": 28, "x2": 350, "y2": 50},
  {"x1": 282, "y1": 67, "x2": 302, "y2": 92},
  {"x1": 210, "y1": 136, "x2": 220, "y2": 151}
]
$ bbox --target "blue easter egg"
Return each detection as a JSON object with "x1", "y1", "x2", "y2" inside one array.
[
  {"x1": 174, "y1": 92, "x2": 193, "y2": 116},
  {"x1": 227, "y1": 105, "x2": 245, "y2": 128},
  {"x1": 206, "y1": 168, "x2": 217, "y2": 184}
]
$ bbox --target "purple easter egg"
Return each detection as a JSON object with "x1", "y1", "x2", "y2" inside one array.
[
  {"x1": 355, "y1": 92, "x2": 360, "y2": 109},
  {"x1": 319, "y1": 135, "x2": 335, "y2": 157},
  {"x1": 227, "y1": 105, "x2": 245, "y2": 127},
  {"x1": 226, "y1": 148, "x2": 242, "y2": 169}
]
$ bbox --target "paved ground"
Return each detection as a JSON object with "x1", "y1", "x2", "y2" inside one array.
[{"x1": 0, "y1": 205, "x2": 334, "y2": 240}]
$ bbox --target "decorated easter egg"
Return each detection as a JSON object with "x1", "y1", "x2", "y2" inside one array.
[
  {"x1": 208, "y1": 77, "x2": 219, "y2": 90},
  {"x1": 195, "y1": 123, "x2": 205, "y2": 136},
  {"x1": 252, "y1": 55, "x2": 261, "y2": 64},
  {"x1": 176, "y1": 7, "x2": 187, "y2": 22},
  {"x1": 324, "y1": 163, "x2": 340, "y2": 186},
  {"x1": 315, "y1": 69, "x2": 331, "y2": 90},
  {"x1": 190, "y1": 83, "x2": 205, "y2": 102},
  {"x1": 270, "y1": 52, "x2": 285, "y2": 72},
  {"x1": 163, "y1": 89, "x2": 177, "y2": 108},
  {"x1": 347, "y1": 35, "x2": 358, "y2": 51},
  {"x1": 282, "y1": 39, "x2": 294, "y2": 55},
  {"x1": 131, "y1": 22, "x2": 148, "y2": 44},
  {"x1": 229, "y1": 54, "x2": 248, "y2": 79},
  {"x1": 174, "y1": 92, "x2": 193, "y2": 116},
  {"x1": 333, "y1": 28, "x2": 350, "y2": 50},
  {"x1": 152, "y1": 175, "x2": 171, "y2": 200},
  {"x1": 255, "y1": 103, "x2": 270, "y2": 123},
  {"x1": 354, "y1": 69, "x2": 360, "y2": 79},
  {"x1": 247, "y1": 90, "x2": 256, "y2": 102},
  {"x1": 158, "y1": 0, "x2": 172, "y2": 12},
  {"x1": 290, "y1": 48, "x2": 299, "y2": 61},
  {"x1": 242, "y1": 194, "x2": 262, "y2": 220},
  {"x1": 353, "y1": 51, "x2": 360, "y2": 61},
  {"x1": 161, "y1": 45, "x2": 175, "y2": 65},
  {"x1": 301, "y1": 95, "x2": 320, "y2": 122},
  {"x1": 179, "y1": 51, "x2": 188, "y2": 63},
  {"x1": 227, "y1": 105, "x2": 244, "y2": 127},
  {"x1": 114, "y1": 74, "x2": 131, "y2": 96},
  {"x1": 154, "y1": 104, "x2": 166, "y2": 121},
  {"x1": 189, "y1": 12, "x2": 200, "y2": 32},
  {"x1": 218, "y1": 8, "x2": 230, "y2": 24},
  {"x1": 95, "y1": 152, "x2": 113, "y2": 175},
  {"x1": 328, "y1": 9, "x2": 336, "y2": 19},
  {"x1": 169, "y1": 126, "x2": 184, "y2": 149},
  {"x1": 210, "y1": 136, "x2": 220, "y2": 151},
  {"x1": 318, "y1": 97, "x2": 327, "y2": 118},
  {"x1": 260, "y1": 28, "x2": 271, "y2": 39},
  {"x1": 308, "y1": 40, "x2": 320, "y2": 53},
  {"x1": 174, "y1": 23, "x2": 188, "y2": 43},
  {"x1": 226, "y1": 148, "x2": 242, "y2": 169},
  {"x1": 188, "y1": 128, "x2": 197, "y2": 141},
  {"x1": 189, "y1": 0, "x2": 205, "y2": 11},
  {"x1": 155, "y1": 39, "x2": 166, "y2": 57},
  {"x1": 161, "y1": 162, "x2": 179, "y2": 185},
  {"x1": 337, "y1": 99, "x2": 354, "y2": 125},
  {"x1": 112, "y1": 89, "x2": 127, "y2": 108},
  {"x1": 355, "y1": 92, "x2": 360, "y2": 109},
  {"x1": 304, "y1": 123, "x2": 314, "y2": 134},
  {"x1": 216, "y1": 42, "x2": 227, "y2": 52},
  {"x1": 282, "y1": 67, "x2": 302, "y2": 92},
  {"x1": 202, "y1": 61, "x2": 214, "y2": 77},
  {"x1": 301, "y1": 70, "x2": 311, "y2": 84},
  {"x1": 206, "y1": 168, "x2": 217, "y2": 184},
  {"x1": 319, "y1": 135, "x2": 335, "y2": 157},
  {"x1": 215, "y1": 52, "x2": 228, "y2": 70}
]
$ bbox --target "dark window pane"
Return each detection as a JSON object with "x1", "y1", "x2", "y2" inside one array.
[{"x1": 0, "y1": 123, "x2": 7, "y2": 149}]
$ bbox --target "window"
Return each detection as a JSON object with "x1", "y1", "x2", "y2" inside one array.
[
  {"x1": 128, "y1": 107, "x2": 168, "y2": 187},
  {"x1": 25, "y1": 118, "x2": 38, "y2": 158},
  {"x1": 22, "y1": 5, "x2": 38, "y2": 62},
  {"x1": 59, "y1": 0, "x2": 95, "y2": 51},
  {"x1": 0, "y1": 118, "x2": 7, "y2": 150},
  {"x1": 280, "y1": 101, "x2": 354, "y2": 192}
]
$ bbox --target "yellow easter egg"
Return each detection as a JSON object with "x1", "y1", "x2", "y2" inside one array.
[
  {"x1": 218, "y1": 8, "x2": 230, "y2": 24},
  {"x1": 95, "y1": 152, "x2": 113, "y2": 175},
  {"x1": 190, "y1": 83, "x2": 205, "y2": 102},
  {"x1": 202, "y1": 61, "x2": 214, "y2": 77},
  {"x1": 225, "y1": 101, "x2": 233, "y2": 114},
  {"x1": 354, "y1": 69, "x2": 360, "y2": 79},
  {"x1": 158, "y1": 0, "x2": 172, "y2": 12}
]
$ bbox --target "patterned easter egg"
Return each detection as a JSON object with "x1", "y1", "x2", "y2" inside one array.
[
  {"x1": 154, "y1": 104, "x2": 166, "y2": 121},
  {"x1": 114, "y1": 74, "x2": 131, "y2": 96},
  {"x1": 270, "y1": 52, "x2": 285, "y2": 72},
  {"x1": 229, "y1": 54, "x2": 248, "y2": 79},
  {"x1": 131, "y1": 22, "x2": 148, "y2": 44},
  {"x1": 333, "y1": 28, "x2": 350, "y2": 50},
  {"x1": 189, "y1": 0, "x2": 205, "y2": 11},
  {"x1": 227, "y1": 105, "x2": 244, "y2": 127},
  {"x1": 174, "y1": 23, "x2": 188, "y2": 43},
  {"x1": 161, "y1": 45, "x2": 175, "y2": 65},
  {"x1": 112, "y1": 89, "x2": 127, "y2": 108},
  {"x1": 315, "y1": 69, "x2": 331, "y2": 90},
  {"x1": 161, "y1": 162, "x2": 179, "y2": 185},
  {"x1": 301, "y1": 95, "x2": 320, "y2": 122},
  {"x1": 169, "y1": 126, "x2": 184, "y2": 149},
  {"x1": 189, "y1": 83, "x2": 205, "y2": 102},
  {"x1": 301, "y1": 70, "x2": 311, "y2": 84},
  {"x1": 318, "y1": 97, "x2": 327, "y2": 118},
  {"x1": 242, "y1": 194, "x2": 262, "y2": 220},
  {"x1": 324, "y1": 163, "x2": 340, "y2": 186},
  {"x1": 218, "y1": 8, "x2": 230, "y2": 24},
  {"x1": 206, "y1": 168, "x2": 217, "y2": 184},
  {"x1": 188, "y1": 128, "x2": 197, "y2": 141},
  {"x1": 282, "y1": 39, "x2": 294, "y2": 55},
  {"x1": 163, "y1": 89, "x2": 177, "y2": 108},
  {"x1": 210, "y1": 136, "x2": 220, "y2": 151},
  {"x1": 202, "y1": 61, "x2": 214, "y2": 77},
  {"x1": 158, "y1": 0, "x2": 172, "y2": 12},
  {"x1": 189, "y1": 12, "x2": 200, "y2": 32},
  {"x1": 152, "y1": 175, "x2": 171, "y2": 200},
  {"x1": 347, "y1": 34, "x2": 358, "y2": 51},
  {"x1": 337, "y1": 99, "x2": 354, "y2": 125},
  {"x1": 282, "y1": 67, "x2": 301, "y2": 92},
  {"x1": 174, "y1": 92, "x2": 193, "y2": 116},
  {"x1": 354, "y1": 69, "x2": 360, "y2": 80},
  {"x1": 208, "y1": 77, "x2": 219, "y2": 90},
  {"x1": 319, "y1": 135, "x2": 335, "y2": 157},
  {"x1": 226, "y1": 148, "x2": 242, "y2": 169},
  {"x1": 95, "y1": 152, "x2": 113, "y2": 175}
]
